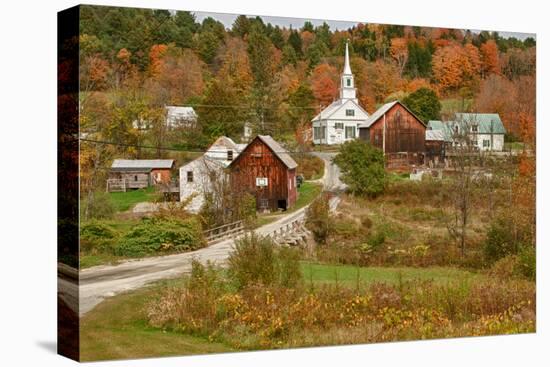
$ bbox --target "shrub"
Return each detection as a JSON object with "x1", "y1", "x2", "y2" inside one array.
[
  {"x1": 227, "y1": 233, "x2": 303, "y2": 289},
  {"x1": 80, "y1": 220, "x2": 118, "y2": 255},
  {"x1": 367, "y1": 231, "x2": 386, "y2": 249},
  {"x1": 305, "y1": 194, "x2": 331, "y2": 244},
  {"x1": 115, "y1": 216, "x2": 205, "y2": 257},
  {"x1": 484, "y1": 214, "x2": 532, "y2": 263},
  {"x1": 80, "y1": 221, "x2": 117, "y2": 240},
  {"x1": 333, "y1": 140, "x2": 387, "y2": 197},
  {"x1": 518, "y1": 245, "x2": 536, "y2": 281}
]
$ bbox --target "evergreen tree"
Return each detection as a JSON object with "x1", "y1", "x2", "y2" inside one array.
[
  {"x1": 269, "y1": 26, "x2": 285, "y2": 49},
  {"x1": 232, "y1": 15, "x2": 250, "y2": 37},
  {"x1": 302, "y1": 21, "x2": 314, "y2": 33},
  {"x1": 288, "y1": 29, "x2": 303, "y2": 57}
]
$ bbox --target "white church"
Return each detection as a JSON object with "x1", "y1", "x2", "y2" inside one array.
[{"x1": 311, "y1": 42, "x2": 370, "y2": 145}]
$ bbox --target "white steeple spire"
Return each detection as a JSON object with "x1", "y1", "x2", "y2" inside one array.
[
  {"x1": 340, "y1": 40, "x2": 357, "y2": 101},
  {"x1": 343, "y1": 41, "x2": 352, "y2": 75}
]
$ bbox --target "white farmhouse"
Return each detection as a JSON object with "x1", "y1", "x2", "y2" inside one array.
[
  {"x1": 312, "y1": 42, "x2": 370, "y2": 145},
  {"x1": 178, "y1": 136, "x2": 245, "y2": 212},
  {"x1": 179, "y1": 156, "x2": 226, "y2": 213},
  {"x1": 428, "y1": 113, "x2": 506, "y2": 151}
]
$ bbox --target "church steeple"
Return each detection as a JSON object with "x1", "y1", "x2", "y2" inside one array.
[{"x1": 340, "y1": 41, "x2": 357, "y2": 102}]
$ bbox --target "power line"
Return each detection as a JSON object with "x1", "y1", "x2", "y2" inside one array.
[{"x1": 79, "y1": 137, "x2": 317, "y2": 154}]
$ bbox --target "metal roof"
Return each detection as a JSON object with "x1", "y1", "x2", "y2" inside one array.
[
  {"x1": 111, "y1": 159, "x2": 174, "y2": 171},
  {"x1": 426, "y1": 129, "x2": 445, "y2": 141},
  {"x1": 257, "y1": 135, "x2": 298, "y2": 169},
  {"x1": 357, "y1": 101, "x2": 398, "y2": 128},
  {"x1": 454, "y1": 113, "x2": 506, "y2": 134}
]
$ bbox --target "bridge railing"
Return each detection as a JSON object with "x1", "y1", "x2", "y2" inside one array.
[{"x1": 204, "y1": 220, "x2": 244, "y2": 243}]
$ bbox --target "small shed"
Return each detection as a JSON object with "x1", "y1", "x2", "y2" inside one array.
[
  {"x1": 229, "y1": 135, "x2": 298, "y2": 211},
  {"x1": 425, "y1": 129, "x2": 446, "y2": 165},
  {"x1": 108, "y1": 159, "x2": 175, "y2": 192}
]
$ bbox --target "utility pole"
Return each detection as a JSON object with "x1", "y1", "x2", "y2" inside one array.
[{"x1": 382, "y1": 113, "x2": 386, "y2": 155}]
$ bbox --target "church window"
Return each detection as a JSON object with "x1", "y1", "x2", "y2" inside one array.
[
  {"x1": 335, "y1": 122, "x2": 344, "y2": 129},
  {"x1": 345, "y1": 109, "x2": 355, "y2": 116},
  {"x1": 346, "y1": 78, "x2": 351, "y2": 86}
]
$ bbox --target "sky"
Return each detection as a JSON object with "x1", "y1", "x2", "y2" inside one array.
[{"x1": 192, "y1": 10, "x2": 535, "y2": 40}]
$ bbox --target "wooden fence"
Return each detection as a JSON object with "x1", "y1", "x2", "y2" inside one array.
[
  {"x1": 106, "y1": 178, "x2": 149, "y2": 192},
  {"x1": 204, "y1": 220, "x2": 244, "y2": 243}
]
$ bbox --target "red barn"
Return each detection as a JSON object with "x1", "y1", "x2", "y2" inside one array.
[
  {"x1": 229, "y1": 135, "x2": 298, "y2": 211},
  {"x1": 358, "y1": 101, "x2": 426, "y2": 168}
]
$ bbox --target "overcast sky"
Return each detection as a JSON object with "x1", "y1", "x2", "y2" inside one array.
[{"x1": 192, "y1": 10, "x2": 535, "y2": 40}]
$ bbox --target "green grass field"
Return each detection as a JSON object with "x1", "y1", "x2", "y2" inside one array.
[
  {"x1": 300, "y1": 262, "x2": 480, "y2": 287},
  {"x1": 109, "y1": 187, "x2": 157, "y2": 212}
]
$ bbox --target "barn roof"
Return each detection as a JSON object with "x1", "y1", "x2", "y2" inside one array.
[
  {"x1": 257, "y1": 135, "x2": 298, "y2": 169},
  {"x1": 358, "y1": 100, "x2": 427, "y2": 129},
  {"x1": 111, "y1": 159, "x2": 174, "y2": 171}
]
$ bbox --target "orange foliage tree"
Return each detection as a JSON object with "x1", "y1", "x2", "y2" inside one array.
[
  {"x1": 310, "y1": 63, "x2": 338, "y2": 107},
  {"x1": 148, "y1": 44, "x2": 168, "y2": 77},
  {"x1": 480, "y1": 40, "x2": 500, "y2": 76},
  {"x1": 432, "y1": 44, "x2": 481, "y2": 94}
]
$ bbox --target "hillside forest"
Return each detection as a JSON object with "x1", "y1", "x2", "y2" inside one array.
[{"x1": 76, "y1": 6, "x2": 536, "y2": 190}]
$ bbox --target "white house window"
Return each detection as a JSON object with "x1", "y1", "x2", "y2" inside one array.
[
  {"x1": 471, "y1": 125, "x2": 478, "y2": 133},
  {"x1": 335, "y1": 122, "x2": 344, "y2": 129},
  {"x1": 345, "y1": 126, "x2": 356, "y2": 138},
  {"x1": 227, "y1": 150, "x2": 233, "y2": 161},
  {"x1": 186, "y1": 171, "x2": 193, "y2": 183},
  {"x1": 483, "y1": 140, "x2": 491, "y2": 148},
  {"x1": 346, "y1": 78, "x2": 351, "y2": 86},
  {"x1": 314, "y1": 126, "x2": 326, "y2": 140},
  {"x1": 346, "y1": 109, "x2": 355, "y2": 116},
  {"x1": 256, "y1": 177, "x2": 268, "y2": 187}
]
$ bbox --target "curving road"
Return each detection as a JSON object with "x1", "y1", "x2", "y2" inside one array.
[{"x1": 59, "y1": 152, "x2": 344, "y2": 316}]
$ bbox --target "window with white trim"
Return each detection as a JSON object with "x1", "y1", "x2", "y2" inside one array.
[
  {"x1": 334, "y1": 122, "x2": 344, "y2": 129},
  {"x1": 345, "y1": 126, "x2": 356, "y2": 138},
  {"x1": 345, "y1": 109, "x2": 355, "y2": 116}
]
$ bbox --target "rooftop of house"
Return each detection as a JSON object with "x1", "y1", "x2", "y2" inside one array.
[
  {"x1": 111, "y1": 159, "x2": 174, "y2": 171},
  {"x1": 428, "y1": 113, "x2": 506, "y2": 141},
  {"x1": 358, "y1": 100, "x2": 427, "y2": 128}
]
